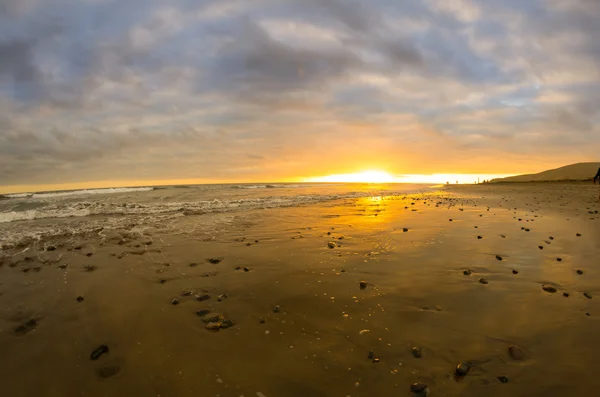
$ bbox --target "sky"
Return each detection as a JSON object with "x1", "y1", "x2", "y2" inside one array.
[{"x1": 1, "y1": 0, "x2": 599, "y2": 191}]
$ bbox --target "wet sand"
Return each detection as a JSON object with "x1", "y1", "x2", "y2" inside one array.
[{"x1": 1, "y1": 183, "x2": 600, "y2": 397}]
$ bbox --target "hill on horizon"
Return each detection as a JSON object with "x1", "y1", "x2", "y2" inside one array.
[{"x1": 491, "y1": 162, "x2": 600, "y2": 183}]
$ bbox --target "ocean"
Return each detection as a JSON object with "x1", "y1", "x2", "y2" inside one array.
[{"x1": 0, "y1": 183, "x2": 436, "y2": 249}]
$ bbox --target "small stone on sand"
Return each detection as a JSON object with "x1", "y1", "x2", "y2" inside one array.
[
  {"x1": 207, "y1": 258, "x2": 222, "y2": 264},
  {"x1": 327, "y1": 242, "x2": 336, "y2": 249},
  {"x1": 576, "y1": 269, "x2": 583, "y2": 275},
  {"x1": 171, "y1": 298, "x2": 180, "y2": 305},
  {"x1": 495, "y1": 255, "x2": 503, "y2": 261},
  {"x1": 273, "y1": 305, "x2": 280, "y2": 313},
  {"x1": 412, "y1": 347, "x2": 422, "y2": 358},
  {"x1": 508, "y1": 345, "x2": 525, "y2": 360},
  {"x1": 584, "y1": 292, "x2": 592, "y2": 299},
  {"x1": 410, "y1": 383, "x2": 429, "y2": 394},
  {"x1": 542, "y1": 284, "x2": 557, "y2": 293},
  {"x1": 557, "y1": 257, "x2": 562, "y2": 262},
  {"x1": 497, "y1": 376, "x2": 509, "y2": 383},
  {"x1": 455, "y1": 361, "x2": 471, "y2": 376},
  {"x1": 359, "y1": 281, "x2": 367, "y2": 289},
  {"x1": 76, "y1": 296, "x2": 84, "y2": 302},
  {"x1": 479, "y1": 277, "x2": 489, "y2": 284},
  {"x1": 563, "y1": 292, "x2": 570, "y2": 297},
  {"x1": 90, "y1": 344, "x2": 109, "y2": 360},
  {"x1": 477, "y1": 236, "x2": 482, "y2": 239},
  {"x1": 463, "y1": 269, "x2": 472, "y2": 276},
  {"x1": 512, "y1": 269, "x2": 519, "y2": 274},
  {"x1": 403, "y1": 228, "x2": 409, "y2": 232},
  {"x1": 196, "y1": 294, "x2": 210, "y2": 302}
]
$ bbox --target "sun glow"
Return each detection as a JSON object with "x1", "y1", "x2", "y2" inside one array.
[
  {"x1": 306, "y1": 170, "x2": 398, "y2": 183},
  {"x1": 304, "y1": 171, "x2": 516, "y2": 184}
]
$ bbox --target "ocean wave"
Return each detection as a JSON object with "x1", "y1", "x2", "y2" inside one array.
[
  {"x1": 4, "y1": 187, "x2": 155, "y2": 199},
  {"x1": 0, "y1": 192, "x2": 373, "y2": 224}
]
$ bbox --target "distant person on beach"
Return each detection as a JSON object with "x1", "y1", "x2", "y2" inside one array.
[{"x1": 594, "y1": 167, "x2": 600, "y2": 200}]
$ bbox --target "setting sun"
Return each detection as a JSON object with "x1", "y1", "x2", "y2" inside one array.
[{"x1": 306, "y1": 170, "x2": 399, "y2": 183}]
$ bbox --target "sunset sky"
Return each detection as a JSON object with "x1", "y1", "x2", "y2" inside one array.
[{"x1": 1, "y1": 0, "x2": 599, "y2": 192}]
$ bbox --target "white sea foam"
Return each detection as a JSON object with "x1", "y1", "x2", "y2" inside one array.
[{"x1": 4, "y1": 187, "x2": 154, "y2": 199}]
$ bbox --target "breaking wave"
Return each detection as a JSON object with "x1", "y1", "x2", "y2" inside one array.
[{"x1": 4, "y1": 187, "x2": 155, "y2": 199}]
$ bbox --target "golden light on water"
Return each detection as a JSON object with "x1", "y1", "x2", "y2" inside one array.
[{"x1": 305, "y1": 171, "x2": 516, "y2": 184}]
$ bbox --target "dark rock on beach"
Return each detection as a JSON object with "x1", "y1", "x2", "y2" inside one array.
[
  {"x1": 76, "y1": 296, "x2": 84, "y2": 302},
  {"x1": 90, "y1": 344, "x2": 109, "y2": 360},
  {"x1": 463, "y1": 269, "x2": 472, "y2": 276},
  {"x1": 497, "y1": 376, "x2": 509, "y2": 383},
  {"x1": 412, "y1": 347, "x2": 422, "y2": 358},
  {"x1": 207, "y1": 258, "x2": 222, "y2": 264},
  {"x1": 410, "y1": 383, "x2": 429, "y2": 395},
  {"x1": 455, "y1": 361, "x2": 471, "y2": 376},
  {"x1": 542, "y1": 284, "x2": 557, "y2": 293},
  {"x1": 508, "y1": 345, "x2": 526, "y2": 360},
  {"x1": 479, "y1": 277, "x2": 489, "y2": 284}
]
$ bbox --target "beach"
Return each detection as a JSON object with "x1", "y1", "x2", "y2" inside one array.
[{"x1": 1, "y1": 182, "x2": 599, "y2": 397}]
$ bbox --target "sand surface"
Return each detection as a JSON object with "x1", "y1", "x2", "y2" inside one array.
[{"x1": 1, "y1": 183, "x2": 600, "y2": 396}]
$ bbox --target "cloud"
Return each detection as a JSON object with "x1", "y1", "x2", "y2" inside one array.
[{"x1": 0, "y1": 0, "x2": 599, "y2": 188}]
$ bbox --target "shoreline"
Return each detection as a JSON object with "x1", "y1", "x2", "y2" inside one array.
[{"x1": 1, "y1": 185, "x2": 599, "y2": 396}]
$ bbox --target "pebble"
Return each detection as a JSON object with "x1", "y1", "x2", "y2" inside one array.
[
  {"x1": 512, "y1": 269, "x2": 519, "y2": 275},
  {"x1": 508, "y1": 345, "x2": 525, "y2": 360},
  {"x1": 98, "y1": 365, "x2": 120, "y2": 378},
  {"x1": 90, "y1": 344, "x2": 109, "y2": 360},
  {"x1": 207, "y1": 258, "x2": 222, "y2": 264},
  {"x1": 576, "y1": 269, "x2": 583, "y2": 275},
  {"x1": 449, "y1": 219, "x2": 453, "y2": 222},
  {"x1": 455, "y1": 361, "x2": 471, "y2": 376},
  {"x1": 243, "y1": 266, "x2": 250, "y2": 272},
  {"x1": 463, "y1": 270, "x2": 472, "y2": 276},
  {"x1": 497, "y1": 376, "x2": 509, "y2": 383},
  {"x1": 557, "y1": 257, "x2": 562, "y2": 262},
  {"x1": 542, "y1": 284, "x2": 557, "y2": 293},
  {"x1": 495, "y1": 255, "x2": 503, "y2": 261},
  {"x1": 403, "y1": 228, "x2": 409, "y2": 232},
  {"x1": 359, "y1": 281, "x2": 367, "y2": 289},
  {"x1": 410, "y1": 383, "x2": 429, "y2": 395},
  {"x1": 259, "y1": 317, "x2": 266, "y2": 324},
  {"x1": 576, "y1": 233, "x2": 581, "y2": 237},
  {"x1": 46, "y1": 245, "x2": 56, "y2": 251},
  {"x1": 538, "y1": 245, "x2": 543, "y2": 250},
  {"x1": 171, "y1": 298, "x2": 180, "y2": 305},
  {"x1": 477, "y1": 236, "x2": 482, "y2": 239},
  {"x1": 181, "y1": 291, "x2": 193, "y2": 296},
  {"x1": 220, "y1": 319, "x2": 236, "y2": 329},
  {"x1": 196, "y1": 310, "x2": 211, "y2": 317},
  {"x1": 412, "y1": 347, "x2": 422, "y2": 358},
  {"x1": 549, "y1": 236, "x2": 554, "y2": 240},
  {"x1": 563, "y1": 292, "x2": 570, "y2": 297},
  {"x1": 479, "y1": 277, "x2": 489, "y2": 284},
  {"x1": 584, "y1": 292, "x2": 592, "y2": 299},
  {"x1": 327, "y1": 242, "x2": 336, "y2": 249},
  {"x1": 205, "y1": 322, "x2": 221, "y2": 331},
  {"x1": 76, "y1": 296, "x2": 84, "y2": 302},
  {"x1": 159, "y1": 279, "x2": 167, "y2": 284},
  {"x1": 196, "y1": 294, "x2": 210, "y2": 302},
  {"x1": 189, "y1": 262, "x2": 199, "y2": 267},
  {"x1": 201, "y1": 313, "x2": 225, "y2": 323},
  {"x1": 84, "y1": 265, "x2": 97, "y2": 272},
  {"x1": 273, "y1": 305, "x2": 280, "y2": 313}
]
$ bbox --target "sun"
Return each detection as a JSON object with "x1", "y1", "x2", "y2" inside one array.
[{"x1": 306, "y1": 170, "x2": 398, "y2": 183}]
